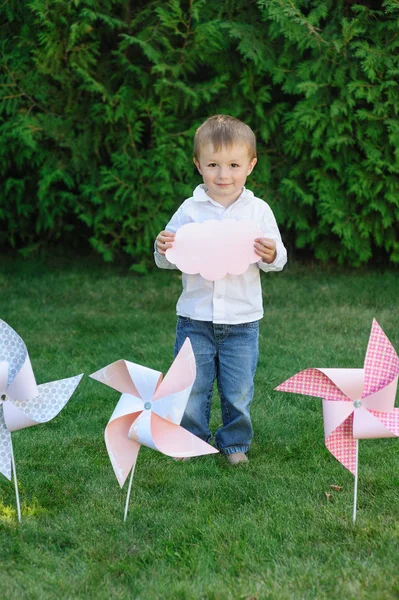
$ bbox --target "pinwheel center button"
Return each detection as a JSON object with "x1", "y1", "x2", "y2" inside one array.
[
  {"x1": 353, "y1": 399, "x2": 363, "y2": 408},
  {"x1": 0, "y1": 394, "x2": 6, "y2": 402},
  {"x1": 144, "y1": 401, "x2": 152, "y2": 410}
]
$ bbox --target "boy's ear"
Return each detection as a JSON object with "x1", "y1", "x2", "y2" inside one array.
[
  {"x1": 193, "y1": 157, "x2": 202, "y2": 174},
  {"x1": 247, "y1": 157, "x2": 257, "y2": 175}
]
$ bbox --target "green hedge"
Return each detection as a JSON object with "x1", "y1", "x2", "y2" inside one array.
[{"x1": 1, "y1": 0, "x2": 398, "y2": 269}]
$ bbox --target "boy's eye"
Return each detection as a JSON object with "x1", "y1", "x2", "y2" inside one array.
[
  {"x1": 231, "y1": 163, "x2": 240, "y2": 168},
  {"x1": 207, "y1": 163, "x2": 217, "y2": 167}
]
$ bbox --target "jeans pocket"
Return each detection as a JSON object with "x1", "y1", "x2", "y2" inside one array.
[
  {"x1": 178, "y1": 316, "x2": 192, "y2": 324},
  {"x1": 240, "y1": 320, "x2": 259, "y2": 329}
]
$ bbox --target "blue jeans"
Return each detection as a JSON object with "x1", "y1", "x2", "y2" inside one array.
[{"x1": 174, "y1": 317, "x2": 259, "y2": 455}]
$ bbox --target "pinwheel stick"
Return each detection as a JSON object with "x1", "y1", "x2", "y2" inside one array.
[
  {"x1": 123, "y1": 463, "x2": 137, "y2": 523},
  {"x1": 10, "y1": 437, "x2": 21, "y2": 523},
  {"x1": 353, "y1": 440, "x2": 359, "y2": 525}
]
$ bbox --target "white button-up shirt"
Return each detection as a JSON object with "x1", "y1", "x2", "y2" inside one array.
[{"x1": 154, "y1": 185, "x2": 287, "y2": 324}]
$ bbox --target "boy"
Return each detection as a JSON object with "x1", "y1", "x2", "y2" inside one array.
[{"x1": 154, "y1": 115, "x2": 287, "y2": 464}]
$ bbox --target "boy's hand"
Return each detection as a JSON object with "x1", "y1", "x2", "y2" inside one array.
[
  {"x1": 156, "y1": 230, "x2": 175, "y2": 255},
  {"x1": 254, "y1": 237, "x2": 277, "y2": 264}
]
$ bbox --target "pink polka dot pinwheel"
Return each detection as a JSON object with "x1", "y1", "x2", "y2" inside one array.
[
  {"x1": 275, "y1": 320, "x2": 399, "y2": 475},
  {"x1": 90, "y1": 338, "x2": 218, "y2": 521}
]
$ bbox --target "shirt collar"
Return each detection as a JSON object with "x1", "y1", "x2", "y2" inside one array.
[{"x1": 192, "y1": 184, "x2": 253, "y2": 204}]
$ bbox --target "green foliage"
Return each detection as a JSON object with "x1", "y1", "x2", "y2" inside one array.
[{"x1": 1, "y1": 0, "x2": 399, "y2": 266}]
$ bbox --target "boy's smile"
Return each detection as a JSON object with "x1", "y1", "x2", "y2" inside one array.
[{"x1": 194, "y1": 143, "x2": 257, "y2": 207}]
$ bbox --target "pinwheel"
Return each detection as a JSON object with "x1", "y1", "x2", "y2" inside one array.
[
  {"x1": 275, "y1": 320, "x2": 399, "y2": 522},
  {"x1": 0, "y1": 319, "x2": 83, "y2": 521},
  {"x1": 90, "y1": 338, "x2": 218, "y2": 521}
]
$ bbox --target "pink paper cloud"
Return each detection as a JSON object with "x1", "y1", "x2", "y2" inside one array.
[{"x1": 165, "y1": 219, "x2": 263, "y2": 281}]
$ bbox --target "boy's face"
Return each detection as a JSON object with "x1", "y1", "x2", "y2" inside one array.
[{"x1": 194, "y1": 143, "x2": 257, "y2": 206}]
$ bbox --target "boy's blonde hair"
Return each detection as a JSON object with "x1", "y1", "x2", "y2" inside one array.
[{"x1": 194, "y1": 115, "x2": 257, "y2": 161}]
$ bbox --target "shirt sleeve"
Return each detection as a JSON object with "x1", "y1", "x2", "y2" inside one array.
[
  {"x1": 154, "y1": 204, "x2": 188, "y2": 270},
  {"x1": 257, "y1": 205, "x2": 287, "y2": 273}
]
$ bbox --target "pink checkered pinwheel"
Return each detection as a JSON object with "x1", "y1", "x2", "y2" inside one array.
[
  {"x1": 0, "y1": 319, "x2": 83, "y2": 520},
  {"x1": 275, "y1": 320, "x2": 399, "y2": 474},
  {"x1": 276, "y1": 320, "x2": 399, "y2": 523},
  {"x1": 90, "y1": 338, "x2": 217, "y2": 519}
]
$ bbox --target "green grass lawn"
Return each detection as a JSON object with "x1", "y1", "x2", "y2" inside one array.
[{"x1": 1, "y1": 254, "x2": 398, "y2": 599}]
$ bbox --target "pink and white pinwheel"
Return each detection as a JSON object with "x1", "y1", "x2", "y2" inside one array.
[
  {"x1": 90, "y1": 338, "x2": 218, "y2": 520},
  {"x1": 0, "y1": 319, "x2": 83, "y2": 521},
  {"x1": 275, "y1": 320, "x2": 399, "y2": 521}
]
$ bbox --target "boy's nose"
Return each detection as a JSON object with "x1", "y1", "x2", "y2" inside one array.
[{"x1": 218, "y1": 167, "x2": 229, "y2": 180}]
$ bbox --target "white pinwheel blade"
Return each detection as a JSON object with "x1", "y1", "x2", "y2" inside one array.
[
  {"x1": 152, "y1": 338, "x2": 196, "y2": 424},
  {"x1": 0, "y1": 362, "x2": 8, "y2": 392},
  {"x1": 0, "y1": 405, "x2": 12, "y2": 480},
  {"x1": 105, "y1": 393, "x2": 149, "y2": 487},
  {"x1": 151, "y1": 390, "x2": 192, "y2": 426},
  {"x1": 109, "y1": 393, "x2": 144, "y2": 421},
  {"x1": 105, "y1": 391, "x2": 145, "y2": 486},
  {"x1": 319, "y1": 368, "x2": 364, "y2": 401},
  {"x1": 125, "y1": 362, "x2": 162, "y2": 404},
  {"x1": 90, "y1": 360, "x2": 142, "y2": 396},
  {"x1": 150, "y1": 413, "x2": 218, "y2": 457},
  {"x1": 0, "y1": 320, "x2": 38, "y2": 399},
  {"x1": 3, "y1": 401, "x2": 37, "y2": 432},
  {"x1": 322, "y1": 400, "x2": 354, "y2": 439},
  {"x1": 105, "y1": 413, "x2": 141, "y2": 488},
  {"x1": 6, "y1": 357, "x2": 38, "y2": 402},
  {"x1": 353, "y1": 407, "x2": 398, "y2": 439},
  {"x1": 5, "y1": 374, "x2": 83, "y2": 432},
  {"x1": 127, "y1": 410, "x2": 157, "y2": 451},
  {"x1": 362, "y1": 377, "x2": 398, "y2": 413}
]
